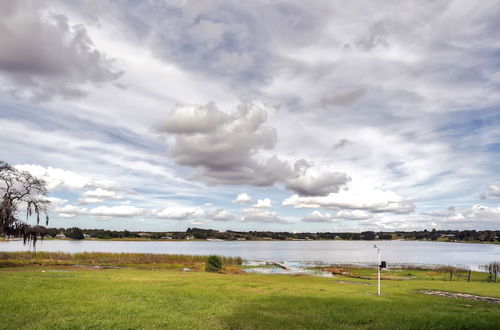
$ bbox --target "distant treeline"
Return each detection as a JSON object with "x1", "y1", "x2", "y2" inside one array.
[{"x1": 45, "y1": 227, "x2": 500, "y2": 242}]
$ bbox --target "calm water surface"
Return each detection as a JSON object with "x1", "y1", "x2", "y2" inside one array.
[{"x1": 1, "y1": 240, "x2": 499, "y2": 269}]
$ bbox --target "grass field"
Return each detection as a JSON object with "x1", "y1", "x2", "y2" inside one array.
[{"x1": 1, "y1": 262, "x2": 500, "y2": 329}]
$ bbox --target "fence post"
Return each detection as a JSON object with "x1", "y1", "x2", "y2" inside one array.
[
  {"x1": 449, "y1": 271, "x2": 453, "y2": 281},
  {"x1": 468, "y1": 270, "x2": 471, "y2": 282}
]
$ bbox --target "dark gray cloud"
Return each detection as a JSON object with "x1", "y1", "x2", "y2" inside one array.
[
  {"x1": 157, "y1": 102, "x2": 349, "y2": 195},
  {"x1": 285, "y1": 172, "x2": 351, "y2": 197},
  {"x1": 77, "y1": 0, "x2": 331, "y2": 91},
  {"x1": 0, "y1": 0, "x2": 121, "y2": 101}
]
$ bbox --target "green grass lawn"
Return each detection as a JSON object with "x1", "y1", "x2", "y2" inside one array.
[{"x1": 1, "y1": 266, "x2": 499, "y2": 329}]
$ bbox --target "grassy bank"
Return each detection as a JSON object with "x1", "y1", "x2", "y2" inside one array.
[
  {"x1": 319, "y1": 266, "x2": 492, "y2": 282},
  {"x1": 0, "y1": 252, "x2": 242, "y2": 270},
  {"x1": 0, "y1": 266, "x2": 499, "y2": 329}
]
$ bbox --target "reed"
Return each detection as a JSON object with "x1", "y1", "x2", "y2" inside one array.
[{"x1": 0, "y1": 251, "x2": 243, "y2": 268}]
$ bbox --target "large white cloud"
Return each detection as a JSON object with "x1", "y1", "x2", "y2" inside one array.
[
  {"x1": 53, "y1": 204, "x2": 143, "y2": 219},
  {"x1": 424, "y1": 205, "x2": 500, "y2": 224},
  {"x1": 88, "y1": 205, "x2": 144, "y2": 218},
  {"x1": 283, "y1": 188, "x2": 414, "y2": 214},
  {"x1": 152, "y1": 207, "x2": 204, "y2": 220},
  {"x1": 14, "y1": 164, "x2": 118, "y2": 192},
  {"x1": 302, "y1": 209, "x2": 370, "y2": 222}
]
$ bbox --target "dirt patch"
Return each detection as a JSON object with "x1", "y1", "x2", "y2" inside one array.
[
  {"x1": 337, "y1": 280, "x2": 374, "y2": 286},
  {"x1": 324, "y1": 268, "x2": 372, "y2": 280},
  {"x1": 421, "y1": 290, "x2": 500, "y2": 304}
]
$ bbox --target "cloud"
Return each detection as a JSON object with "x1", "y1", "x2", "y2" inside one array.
[
  {"x1": 335, "y1": 209, "x2": 371, "y2": 220},
  {"x1": 233, "y1": 193, "x2": 253, "y2": 204},
  {"x1": 283, "y1": 188, "x2": 414, "y2": 214},
  {"x1": 155, "y1": 102, "x2": 229, "y2": 134},
  {"x1": 54, "y1": 204, "x2": 87, "y2": 219},
  {"x1": 302, "y1": 211, "x2": 335, "y2": 223},
  {"x1": 78, "y1": 188, "x2": 121, "y2": 204},
  {"x1": 46, "y1": 196, "x2": 68, "y2": 207},
  {"x1": 285, "y1": 170, "x2": 351, "y2": 196},
  {"x1": 302, "y1": 209, "x2": 370, "y2": 222},
  {"x1": 88, "y1": 205, "x2": 144, "y2": 218},
  {"x1": 157, "y1": 102, "x2": 349, "y2": 195},
  {"x1": 253, "y1": 198, "x2": 272, "y2": 208},
  {"x1": 53, "y1": 203, "x2": 143, "y2": 219},
  {"x1": 0, "y1": 0, "x2": 122, "y2": 100},
  {"x1": 152, "y1": 207, "x2": 204, "y2": 220},
  {"x1": 241, "y1": 207, "x2": 291, "y2": 224},
  {"x1": 207, "y1": 208, "x2": 236, "y2": 221},
  {"x1": 423, "y1": 205, "x2": 500, "y2": 224},
  {"x1": 487, "y1": 185, "x2": 500, "y2": 198},
  {"x1": 14, "y1": 164, "x2": 118, "y2": 192}
]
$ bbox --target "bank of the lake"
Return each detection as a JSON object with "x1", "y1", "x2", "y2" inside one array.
[{"x1": 1, "y1": 265, "x2": 499, "y2": 329}]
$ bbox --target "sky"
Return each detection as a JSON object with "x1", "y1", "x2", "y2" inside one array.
[{"x1": 1, "y1": 0, "x2": 500, "y2": 232}]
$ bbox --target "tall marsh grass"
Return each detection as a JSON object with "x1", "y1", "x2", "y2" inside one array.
[{"x1": 0, "y1": 251, "x2": 243, "y2": 268}]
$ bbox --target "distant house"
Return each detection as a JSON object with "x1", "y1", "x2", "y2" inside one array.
[
  {"x1": 55, "y1": 233, "x2": 66, "y2": 239},
  {"x1": 83, "y1": 234, "x2": 91, "y2": 239},
  {"x1": 186, "y1": 235, "x2": 194, "y2": 240},
  {"x1": 138, "y1": 232, "x2": 150, "y2": 237},
  {"x1": 161, "y1": 236, "x2": 173, "y2": 240},
  {"x1": 236, "y1": 238, "x2": 246, "y2": 241}
]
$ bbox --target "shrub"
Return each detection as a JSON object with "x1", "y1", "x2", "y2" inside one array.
[{"x1": 205, "y1": 255, "x2": 223, "y2": 272}]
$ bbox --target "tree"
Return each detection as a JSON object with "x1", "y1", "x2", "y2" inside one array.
[
  {"x1": 205, "y1": 255, "x2": 223, "y2": 272},
  {"x1": 65, "y1": 227, "x2": 84, "y2": 240},
  {"x1": 0, "y1": 160, "x2": 50, "y2": 245}
]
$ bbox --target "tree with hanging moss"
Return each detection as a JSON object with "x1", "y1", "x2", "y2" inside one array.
[{"x1": 0, "y1": 160, "x2": 50, "y2": 245}]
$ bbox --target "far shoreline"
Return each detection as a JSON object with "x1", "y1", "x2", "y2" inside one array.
[{"x1": 1, "y1": 237, "x2": 499, "y2": 245}]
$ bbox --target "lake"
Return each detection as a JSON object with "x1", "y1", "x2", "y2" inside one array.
[{"x1": 1, "y1": 240, "x2": 499, "y2": 269}]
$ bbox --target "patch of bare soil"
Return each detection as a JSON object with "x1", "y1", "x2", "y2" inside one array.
[
  {"x1": 421, "y1": 290, "x2": 500, "y2": 304},
  {"x1": 337, "y1": 280, "x2": 374, "y2": 286}
]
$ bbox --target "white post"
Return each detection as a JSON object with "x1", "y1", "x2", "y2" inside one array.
[{"x1": 377, "y1": 248, "x2": 381, "y2": 296}]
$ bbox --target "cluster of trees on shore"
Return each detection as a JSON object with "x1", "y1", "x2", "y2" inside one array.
[{"x1": 45, "y1": 227, "x2": 500, "y2": 242}]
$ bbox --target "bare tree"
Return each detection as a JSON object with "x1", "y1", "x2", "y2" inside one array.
[{"x1": 0, "y1": 160, "x2": 51, "y2": 245}]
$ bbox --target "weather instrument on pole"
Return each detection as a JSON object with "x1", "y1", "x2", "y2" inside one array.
[{"x1": 373, "y1": 244, "x2": 381, "y2": 296}]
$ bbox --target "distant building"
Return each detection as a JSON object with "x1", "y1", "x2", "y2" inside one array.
[
  {"x1": 137, "y1": 232, "x2": 150, "y2": 237},
  {"x1": 55, "y1": 233, "x2": 66, "y2": 239},
  {"x1": 236, "y1": 238, "x2": 246, "y2": 241},
  {"x1": 161, "y1": 236, "x2": 173, "y2": 240},
  {"x1": 186, "y1": 235, "x2": 194, "y2": 240},
  {"x1": 83, "y1": 234, "x2": 91, "y2": 239}
]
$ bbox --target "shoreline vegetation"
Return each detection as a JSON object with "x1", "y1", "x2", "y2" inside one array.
[
  {"x1": 0, "y1": 251, "x2": 496, "y2": 279},
  {"x1": 1, "y1": 251, "x2": 499, "y2": 329},
  {"x1": 4, "y1": 227, "x2": 497, "y2": 244}
]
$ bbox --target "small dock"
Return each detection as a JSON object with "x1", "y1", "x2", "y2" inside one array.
[{"x1": 267, "y1": 261, "x2": 291, "y2": 270}]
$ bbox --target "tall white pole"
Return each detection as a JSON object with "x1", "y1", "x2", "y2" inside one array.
[{"x1": 377, "y1": 248, "x2": 381, "y2": 296}]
